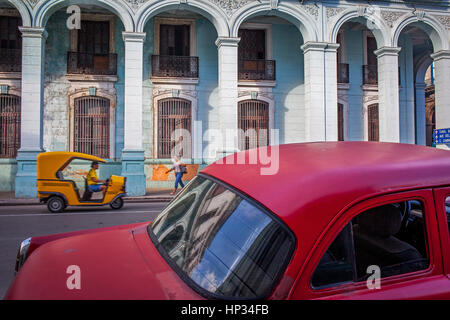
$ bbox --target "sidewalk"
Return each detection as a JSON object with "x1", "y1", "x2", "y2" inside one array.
[{"x1": 0, "y1": 188, "x2": 175, "y2": 206}]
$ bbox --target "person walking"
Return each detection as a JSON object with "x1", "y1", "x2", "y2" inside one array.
[{"x1": 165, "y1": 156, "x2": 187, "y2": 195}]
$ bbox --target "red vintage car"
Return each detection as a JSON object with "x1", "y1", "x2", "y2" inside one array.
[{"x1": 5, "y1": 142, "x2": 450, "y2": 299}]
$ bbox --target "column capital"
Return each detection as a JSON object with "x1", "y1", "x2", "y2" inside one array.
[
  {"x1": 122, "y1": 31, "x2": 146, "y2": 43},
  {"x1": 301, "y1": 41, "x2": 328, "y2": 53},
  {"x1": 215, "y1": 37, "x2": 240, "y2": 48},
  {"x1": 430, "y1": 50, "x2": 450, "y2": 62},
  {"x1": 325, "y1": 43, "x2": 340, "y2": 53},
  {"x1": 19, "y1": 26, "x2": 47, "y2": 39},
  {"x1": 374, "y1": 46, "x2": 402, "y2": 58}
]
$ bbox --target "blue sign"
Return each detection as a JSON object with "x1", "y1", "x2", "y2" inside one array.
[{"x1": 434, "y1": 128, "x2": 450, "y2": 144}]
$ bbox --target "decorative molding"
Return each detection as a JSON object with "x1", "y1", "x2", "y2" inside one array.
[
  {"x1": 413, "y1": 9, "x2": 425, "y2": 21},
  {"x1": 25, "y1": 0, "x2": 40, "y2": 8},
  {"x1": 209, "y1": 0, "x2": 254, "y2": 17},
  {"x1": 357, "y1": 5, "x2": 367, "y2": 17},
  {"x1": 303, "y1": 4, "x2": 319, "y2": 20},
  {"x1": 326, "y1": 7, "x2": 345, "y2": 20},
  {"x1": 152, "y1": 88, "x2": 197, "y2": 98},
  {"x1": 435, "y1": 15, "x2": 450, "y2": 29},
  {"x1": 381, "y1": 10, "x2": 404, "y2": 28},
  {"x1": 238, "y1": 90, "x2": 274, "y2": 100},
  {"x1": 118, "y1": 0, "x2": 149, "y2": 12},
  {"x1": 270, "y1": 0, "x2": 279, "y2": 10}
]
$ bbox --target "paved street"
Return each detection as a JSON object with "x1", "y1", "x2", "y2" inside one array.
[{"x1": 0, "y1": 201, "x2": 168, "y2": 299}]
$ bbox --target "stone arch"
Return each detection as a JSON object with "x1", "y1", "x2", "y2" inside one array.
[
  {"x1": 328, "y1": 7, "x2": 391, "y2": 48},
  {"x1": 230, "y1": 1, "x2": 318, "y2": 42},
  {"x1": 34, "y1": 0, "x2": 134, "y2": 31},
  {"x1": 136, "y1": 0, "x2": 229, "y2": 36},
  {"x1": 6, "y1": 0, "x2": 32, "y2": 26},
  {"x1": 393, "y1": 13, "x2": 449, "y2": 52}
]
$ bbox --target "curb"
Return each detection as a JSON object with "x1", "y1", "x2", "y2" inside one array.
[{"x1": 0, "y1": 196, "x2": 173, "y2": 206}]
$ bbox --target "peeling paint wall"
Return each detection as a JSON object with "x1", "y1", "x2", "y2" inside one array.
[
  {"x1": 0, "y1": 160, "x2": 17, "y2": 191},
  {"x1": 43, "y1": 11, "x2": 71, "y2": 152}
]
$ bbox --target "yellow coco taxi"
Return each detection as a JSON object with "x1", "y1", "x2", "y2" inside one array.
[{"x1": 37, "y1": 152, "x2": 126, "y2": 213}]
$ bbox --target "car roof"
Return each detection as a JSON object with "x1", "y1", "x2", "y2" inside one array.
[
  {"x1": 201, "y1": 142, "x2": 450, "y2": 232},
  {"x1": 37, "y1": 152, "x2": 106, "y2": 180}
]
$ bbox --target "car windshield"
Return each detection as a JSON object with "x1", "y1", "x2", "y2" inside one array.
[{"x1": 148, "y1": 175, "x2": 294, "y2": 299}]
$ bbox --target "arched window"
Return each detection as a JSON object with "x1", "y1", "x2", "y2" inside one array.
[
  {"x1": 368, "y1": 103, "x2": 379, "y2": 142},
  {"x1": 74, "y1": 96, "x2": 110, "y2": 158},
  {"x1": 158, "y1": 98, "x2": 192, "y2": 159},
  {"x1": 338, "y1": 103, "x2": 344, "y2": 141},
  {"x1": 0, "y1": 94, "x2": 20, "y2": 158},
  {"x1": 238, "y1": 100, "x2": 269, "y2": 150}
]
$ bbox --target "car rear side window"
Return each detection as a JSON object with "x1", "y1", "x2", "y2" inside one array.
[
  {"x1": 312, "y1": 200, "x2": 429, "y2": 289},
  {"x1": 446, "y1": 196, "x2": 450, "y2": 235},
  {"x1": 149, "y1": 175, "x2": 294, "y2": 299}
]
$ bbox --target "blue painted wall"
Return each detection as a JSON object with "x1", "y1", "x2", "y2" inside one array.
[
  {"x1": 345, "y1": 29, "x2": 365, "y2": 141},
  {"x1": 272, "y1": 23, "x2": 305, "y2": 144}
]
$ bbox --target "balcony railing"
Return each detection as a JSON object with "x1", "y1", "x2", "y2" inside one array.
[
  {"x1": 337, "y1": 63, "x2": 349, "y2": 84},
  {"x1": 362, "y1": 64, "x2": 378, "y2": 85},
  {"x1": 0, "y1": 49, "x2": 21, "y2": 73},
  {"x1": 238, "y1": 59, "x2": 276, "y2": 81},
  {"x1": 151, "y1": 55, "x2": 199, "y2": 78},
  {"x1": 67, "y1": 52, "x2": 117, "y2": 75}
]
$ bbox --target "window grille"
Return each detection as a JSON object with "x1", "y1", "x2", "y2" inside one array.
[
  {"x1": 368, "y1": 104, "x2": 379, "y2": 142},
  {"x1": 238, "y1": 100, "x2": 269, "y2": 150},
  {"x1": 74, "y1": 96, "x2": 110, "y2": 158},
  {"x1": 158, "y1": 98, "x2": 192, "y2": 159},
  {"x1": 338, "y1": 103, "x2": 344, "y2": 141},
  {"x1": 0, "y1": 94, "x2": 20, "y2": 158}
]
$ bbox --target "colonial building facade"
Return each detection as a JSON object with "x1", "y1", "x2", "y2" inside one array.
[{"x1": 0, "y1": 0, "x2": 448, "y2": 197}]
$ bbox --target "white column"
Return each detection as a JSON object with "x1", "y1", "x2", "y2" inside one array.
[
  {"x1": 121, "y1": 32, "x2": 146, "y2": 196},
  {"x1": 374, "y1": 46, "x2": 401, "y2": 143},
  {"x1": 15, "y1": 27, "x2": 47, "y2": 198},
  {"x1": 430, "y1": 50, "x2": 450, "y2": 150},
  {"x1": 123, "y1": 32, "x2": 145, "y2": 151},
  {"x1": 215, "y1": 37, "x2": 239, "y2": 157},
  {"x1": 415, "y1": 82, "x2": 427, "y2": 146},
  {"x1": 301, "y1": 42, "x2": 328, "y2": 142},
  {"x1": 19, "y1": 27, "x2": 46, "y2": 151},
  {"x1": 325, "y1": 43, "x2": 340, "y2": 141}
]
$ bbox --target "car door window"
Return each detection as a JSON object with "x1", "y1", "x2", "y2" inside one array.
[{"x1": 311, "y1": 200, "x2": 429, "y2": 289}]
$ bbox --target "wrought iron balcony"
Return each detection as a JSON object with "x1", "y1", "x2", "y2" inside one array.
[
  {"x1": 151, "y1": 55, "x2": 199, "y2": 78},
  {"x1": 67, "y1": 52, "x2": 117, "y2": 75},
  {"x1": 337, "y1": 63, "x2": 349, "y2": 84},
  {"x1": 362, "y1": 64, "x2": 378, "y2": 85},
  {"x1": 0, "y1": 49, "x2": 21, "y2": 73},
  {"x1": 238, "y1": 59, "x2": 276, "y2": 81}
]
